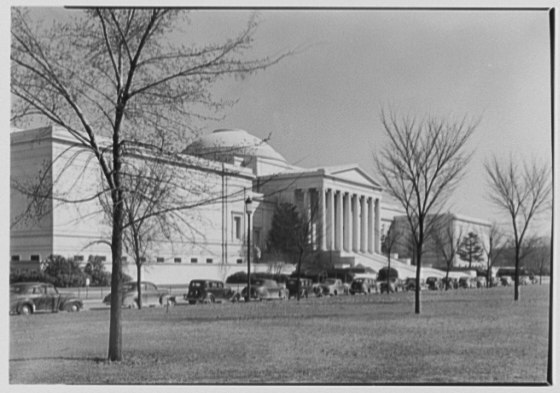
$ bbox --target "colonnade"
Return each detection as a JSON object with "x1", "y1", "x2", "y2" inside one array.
[{"x1": 296, "y1": 188, "x2": 381, "y2": 254}]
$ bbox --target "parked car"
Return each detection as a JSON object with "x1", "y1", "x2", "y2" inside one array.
[
  {"x1": 349, "y1": 277, "x2": 378, "y2": 295},
  {"x1": 184, "y1": 279, "x2": 240, "y2": 304},
  {"x1": 476, "y1": 276, "x2": 487, "y2": 288},
  {"x1": 102, "y1": 281, "x2": 171, "y2": 308},
  {"x1": 500, "y1": 276, "x2": 514, "y2": 286},
  {"x1": 458, "y1": 277, "x2": 476, "y2": 289},
  {"x1": 520, "y1": 275, "x2": 532, "y2": 286},
  {"x1": 442, "y1": 277, "x2": 458, "y2": 290},
  {"x1": 377, "y1": 267, "x2": 404, "y2": 293},
  {"x1": 404, "y1": 277, "x2": 426, "y2": 292},
  {"x1": 285, "y1": 277, "x2": 314, "y2": 299},
  {"x1": 318, "y1": 278, "x2": 348, "y2": 296},
  {"x1": 377, "y1": 278, "x2": 403, "y2": 293},
  {"x1": 241, "y1": 279, "x2": 288, "y2": 301},
  {"x1": 426, "y1": 276, "x2": 443, "y2": 290},
  {"x1": 10, "y1": 282, "x2": 83, "y2": 315}
]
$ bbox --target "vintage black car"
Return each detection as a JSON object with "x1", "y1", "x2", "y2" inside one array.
[
  {"x1": 10, "y1": 282, "x2": 83, "y2": 315},
  {"x1": 184, "y1": 279, "x2": 240, "y2": 304},
  {"x1": 103, "y1": 281, "x2": 171, "y2": 308},
  {"x1": 285, "y1": 277, "x2": 313, "y2": 299},
  {"x1": 426, "y1": 276, "x2": 443, "y2": 290},
  {"x1": 349, "y1": 276, "x2": 378, "y2": 295}
]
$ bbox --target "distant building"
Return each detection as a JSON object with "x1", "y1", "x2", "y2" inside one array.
[{"x1": 389, "y1": 213, "x2": 491, "y2": 269}]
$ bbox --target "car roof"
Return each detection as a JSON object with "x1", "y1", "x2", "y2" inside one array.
[{"x1": 11, "y1": 282, "x2": 51, "y2": 286}]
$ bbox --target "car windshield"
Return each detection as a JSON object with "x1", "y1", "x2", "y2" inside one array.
[
  {"x1": 253, "y1": 280, "x2": 264, "y2": 286},
  {"x1": 324, "y1": 279, "x2": 336, "y2": 285}
]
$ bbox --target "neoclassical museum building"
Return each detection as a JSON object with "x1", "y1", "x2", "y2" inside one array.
[{"x1": 10, "y1": 125, "x2": 486, "y2": 284}]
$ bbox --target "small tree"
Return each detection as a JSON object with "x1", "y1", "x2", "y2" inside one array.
[
  {"x1": 266, "y1": 203, "x2": 302, "y2": 264},
  {"x1": 457, "y1": 232, "x2": 484, "y2": 269},
  {"x1": 531, "y1": 237, "x2": 552, "y2": 284},
  {"x1": 375, "y1": 110, "x2": 478, "y2": 313},
  {"x1": 485, "y1": 156, "x2": 552, "y2": 301},
  {"x1": 266, "y1": 201, "x2": 317, "y2": 301}
]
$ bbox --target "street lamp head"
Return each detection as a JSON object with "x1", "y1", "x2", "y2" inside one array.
[{"x1": 245, "y1": 195, "x2": 254, "y2": 214}]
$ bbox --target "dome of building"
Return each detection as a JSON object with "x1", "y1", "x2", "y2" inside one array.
[{"x1": 185, "y1": 128, "x2": 288, "y2": 164}]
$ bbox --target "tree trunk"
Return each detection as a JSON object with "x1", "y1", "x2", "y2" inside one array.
[
  {"x1": 108, "y1": 193, "x2": 124, "y2": 361},
  {"x1": 295, "y1": 249, "x2": 304, "y2": 301},
  {"x1": 136, "y1": 261, "x2": 142, "y2": 309},
  {"x1": 414, "y1": 244, "x2": 422, "y2": 314},
  {"x1": 386, "y1": 255, "x2": 391, "y2": 295},
  {"x1": 514, "y1": 245, "x2": 520, "y2": 301},
  {"x1": 445, "y1": 263, "x2": 451, "y2": 291},
  {"x1": 486, "y1": 258, "x2": 491, "y2": 288}
]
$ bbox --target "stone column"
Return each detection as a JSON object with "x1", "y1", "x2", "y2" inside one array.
[
  {"x1": 352, "y1": 194, "x2": 359, "y2": 252},
  {"x1": 374, "y1": 197, "x2": 381, "y2": 253},
  {"x1": 335, "y1": 191, "x2": 343, "y2": 251},
  {"x1": 301, "y1": 188, "x2": 311, "y2": 247},
  {"x1": 318, "y1": 188, "x2": 326, "y2": 251},
  {"x1": 343, "y1": 193, "x2": 350, "y2": 252},
  {"x1": 367, "y1": 197, "x2": 374, "y2": 254},
  {"x1": 360, "y1": 196, "x2": 367, "y2": 253},
  {"x1": 327, "y1": 189, "x2": 335, "y2": 250}
]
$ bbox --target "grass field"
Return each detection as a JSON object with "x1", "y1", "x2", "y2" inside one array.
[{"x1": 10, "y1": 284, "x2": 551, "y2": 385}]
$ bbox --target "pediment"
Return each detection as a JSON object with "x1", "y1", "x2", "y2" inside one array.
[{"x1": 326, "y1": 165, "x2": 383, "y2": 190}]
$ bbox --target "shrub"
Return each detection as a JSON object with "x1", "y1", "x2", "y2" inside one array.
[{"x1": 42, "y1": 255, "x2": 88, "y2": 288}]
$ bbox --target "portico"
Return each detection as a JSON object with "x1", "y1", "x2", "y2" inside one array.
[
  {"x1": 256, "y1": 164, "x2": 383, "y2": 266},
  {"x1": 294, "y1": 187, "x2": 381, "y2": 255}
]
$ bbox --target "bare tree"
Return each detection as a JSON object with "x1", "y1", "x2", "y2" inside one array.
[
  {"x1": 484, "y1": 156, "x2": 552, "y2": 301},
  {"x1": 481, "y1": 223, "x2": 507, "y2": 287},
  {"x1": 375, "y1": 110, "x2": 478, "y2": 313},
  {"x1": 432, "y1": 216, "x2": 463, "y2": 290},
  {"x1": 11, "y1": 8, "x2": 289, "y2": 361}
]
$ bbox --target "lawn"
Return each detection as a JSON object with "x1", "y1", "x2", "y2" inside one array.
[{"x1": 10, "y1": 284, "x2": 551, "y2": 385}]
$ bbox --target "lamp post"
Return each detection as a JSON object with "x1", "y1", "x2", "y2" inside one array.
[{"x1": 245, "y1": 196, "x2": 254, "y2": 302}]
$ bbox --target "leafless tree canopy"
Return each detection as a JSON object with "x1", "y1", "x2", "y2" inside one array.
[
  {"x1": 375, "y1": 110, "x2": 478, "y2": 312},
  {"x1": 484, "y1": 156, "x2": 551, "y2": 300}
]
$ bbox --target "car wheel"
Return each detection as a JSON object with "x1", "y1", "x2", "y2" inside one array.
[
  {"x1": 20, "y1": 304, "x2": 32, "y2": 315},
  {"x1": 67, "y1": 303, "x2": 80, "y2": 312}
]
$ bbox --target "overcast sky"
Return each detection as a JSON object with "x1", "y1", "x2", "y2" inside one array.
[
  {"x1": 12, "y1": 7, "x2": 554, "y2": 235},
  {"x1": 189, "y1": 9, "x2": 552, "y2": 234}
]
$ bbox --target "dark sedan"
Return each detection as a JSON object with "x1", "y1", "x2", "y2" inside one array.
[
  {"x1": 184, "y1": 279, "x2": 240, "y2": 304},
  {"x1": 10, "y1": 282, "x2": 83, "y2": 315}
]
